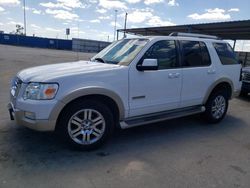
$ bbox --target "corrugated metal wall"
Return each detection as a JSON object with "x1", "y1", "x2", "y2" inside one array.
[
  {"x1": 0, "y1": 33, "x2": 72, "y2": 50},
  {"x1": 72, "y1": 38, "x2": 110, "y2": 53}
]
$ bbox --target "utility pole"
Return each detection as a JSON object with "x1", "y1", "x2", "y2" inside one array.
[
  {"x1": 123, "y1": 12, "x2": 128, "y2": 38},
  {"x1": 23, "y1": 0, "x2": 27, "y2": 35},
  {"x1": 113, "y1": 9, "x2": 118, "y2": 41}
]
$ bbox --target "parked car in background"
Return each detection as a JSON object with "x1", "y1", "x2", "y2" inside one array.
[{"x1": 241, "y1": 66, "x2": 250, "y2": 96}]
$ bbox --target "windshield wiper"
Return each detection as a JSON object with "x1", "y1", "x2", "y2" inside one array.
[{"x1": 94, "y1": 57, "x2": 106, "y2": 63}]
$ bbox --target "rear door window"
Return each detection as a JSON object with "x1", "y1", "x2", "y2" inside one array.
[
  {"x1": 213, "y1": 43, "x2": 238, "y2": 65},
  {"x1": 180, "y1": 41, "x2": 211, "y2": 67}
]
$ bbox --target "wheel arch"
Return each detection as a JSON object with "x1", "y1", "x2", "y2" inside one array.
[
  {"x1": 203, "y1": 78, "x2": 234, "y2": 104},
  {"x1": 49, "y1": 87, "x2": 125, "y2": 131}
]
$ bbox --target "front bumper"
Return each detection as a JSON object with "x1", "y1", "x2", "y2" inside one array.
[{"x1": 8, "y1": 103, "x2": 56, "y2": 131}]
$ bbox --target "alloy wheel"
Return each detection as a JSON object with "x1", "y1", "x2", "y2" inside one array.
[
  {"x1": 67, "y1": 109, "x2": 106, "y2": 145},
  {"x1": 211, "y1": 95, "x2": 226, "y2": 119}
]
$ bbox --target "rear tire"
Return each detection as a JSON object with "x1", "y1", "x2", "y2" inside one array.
[
  {"x1": 57, "y1": 99, "x2": 114, "y2": 150},
  {"x1": 203, "y1": 90, "x2": 229, "y2": 123}
]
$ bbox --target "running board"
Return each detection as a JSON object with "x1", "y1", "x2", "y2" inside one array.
[{"x1": 120, "y1": 106, "x2": 205, "y2": 129}]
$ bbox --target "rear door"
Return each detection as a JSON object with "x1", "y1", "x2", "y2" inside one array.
[{"x1": 179, "y1": 40, "x2": 216, "y2": 107}]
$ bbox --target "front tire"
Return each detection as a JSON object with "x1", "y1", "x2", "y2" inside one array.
[
  {"x1": 204, "y1": 90, "x2": 229, "y2": 123},
  {"x1": 57, "y1": 99, "x2": 114, "y2": 150}
]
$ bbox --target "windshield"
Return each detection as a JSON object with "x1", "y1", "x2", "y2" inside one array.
[{"x1": 91, "y1": 38, "x2": 149, "y2": 66}]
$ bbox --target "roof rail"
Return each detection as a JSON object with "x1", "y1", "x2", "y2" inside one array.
[{"x1": 169, "y1": 32, "x2": 219, "y2": 40}]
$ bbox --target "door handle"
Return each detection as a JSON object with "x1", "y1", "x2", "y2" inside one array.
[
  {"x1": 168, "y1": 73, "x2": 175, "y2": 78},
  {"x1": 174, "y1": 73, "x2": 180, "y2": 78},
  {"x1": 168, "y1": 73, "x2": 180, "y2": 79}
]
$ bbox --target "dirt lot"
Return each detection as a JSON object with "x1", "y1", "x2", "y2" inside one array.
[{"x1": 0, "y1": 44, "x2": 250, "y2": 188}]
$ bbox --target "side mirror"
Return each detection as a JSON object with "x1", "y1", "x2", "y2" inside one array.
[{"x1": 137, "y1": 59, "x2": 158, "y2": 71}]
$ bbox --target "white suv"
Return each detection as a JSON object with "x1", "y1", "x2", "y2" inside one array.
[{"x1": 8, "y1": 33, "x2": 242, "y2": 150}]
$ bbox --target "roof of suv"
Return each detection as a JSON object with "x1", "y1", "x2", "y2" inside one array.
[{"x1": 140, "y1": 35, "x2": 226, "y2": 43}]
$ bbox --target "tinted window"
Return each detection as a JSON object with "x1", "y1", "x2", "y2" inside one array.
[
  {"x1": 200, "y1": 42, "x2": 211, "y2": 65},
  {"x1": 213, "y1": 43, "x2": 238, "y2": 65},
  {"x1": 141, "y1": 40, "x2": 178, "y2": 69},
  {"x1": 181, "y1": 41, "x2": 211, "y2": 67}
]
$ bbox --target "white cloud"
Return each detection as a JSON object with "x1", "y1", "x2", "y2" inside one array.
[
  {"x1": 30, "y1": 24, "x2": 41, "y2": 29},
  {"x1": 23, "y1": 7, "x2": 42, "y2": 14},
  {"x1": 97, "y1": 31, "x2": 112, "y2": 38},
  {"x1": 70, "y1": 27, "x2": 85, "y2": 35},
  {"x1": 99, "y1": 0, "x2": 127, "y2": 9},
  {"x1": 96, "y1": 8, "x2": 107, "y2": 13},
  {"x1": 124, "y1": 9, "x2": 175, "y2": 27},
  {"x1": 57, "y1": 0, "x2": 85, "y2": 9},
  {"x1": 144, "y1": 0, "x2": 163, "y2": 5},
  {"x1": 45, "y1": 9, "x2": 79, "y2": 20},
  {"x1": 126, "y1": 0, "x2": 141, "y2": 3},
  {"x1": 119, "y1": 8, "x2": 176, "y2": 27},
  {"x1": 32, "y1": 9, "x2": 42, "y2": 14},
  {"x1": 0, "y1": 6, "x2": 4, "y2": 11},
  {"x1": 127, "y1": 9, "x2": 153, "y2": 23},
  {"x1": 147, "y1": 16, "x2": 175, "y2": 26},
  {"x1": 188, "y1": 8, "x2": 231, "y2": 21},
  {"x1": 110, "y1": 21, "x2": 122, "y2": 28},
  {"x1": 98, "y1": 15, "x2": 111, "y2": 20},
  {"x1": 89, "y1": 0, "x2": 98, "y2": 3},
  {"x1": 0, "y1": 22, "x2": 3, "y2": 25},
  {"x1": 90, "y1": 19, "x2": 100, "y2": 23},
  {"x1": 40, "y1": 0, "x2": 85, "y2": 10},
  {"x1": 228, "y1": 8, "x2": 239, "y2": 12},
  {"x1": 45, "y1": 27, "x2": 62, "y2": 32},
  {"x1": 0, "y1": 0, "x2": 20, "y2": 5},
  {"x1": 40, "y1": 2, "x2": 71, "y2": 10},
  {"x1": 168, "y1": 0, "x2": 179, "y2": 6},
  {"x1": 143, "y1": 0, "x2": 179, "y2": 6},
  {"x1": 7, "y1": 20, "x2": 23, "y2": 25}
]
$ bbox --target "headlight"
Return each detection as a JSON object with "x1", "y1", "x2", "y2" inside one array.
[
  {"x1": 23, "y1": 83, "x2": 59, "y2": 100},
  {"x1": 242, "y1": 72, "x2": 246, "y2": 80}
]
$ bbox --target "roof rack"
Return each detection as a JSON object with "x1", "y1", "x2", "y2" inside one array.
[{"x1": 169, "y1": 32, "x2": 219, "y2": 40}]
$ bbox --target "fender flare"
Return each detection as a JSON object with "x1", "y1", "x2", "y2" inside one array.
[
  {"x1": 49, "y1": 87, "x2": 126, "y2": 124},
  {"x1": 202, "y1": 78, "x2": 234, "y2": 104}
]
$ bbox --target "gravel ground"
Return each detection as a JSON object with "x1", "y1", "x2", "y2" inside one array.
[{"x1": 0, "y1": 44, "x2": 250, "y2": 188}]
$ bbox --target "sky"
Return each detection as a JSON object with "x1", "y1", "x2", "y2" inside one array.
[{"x1": 0, "y1": 0, "x2": 249, "y2": 50}]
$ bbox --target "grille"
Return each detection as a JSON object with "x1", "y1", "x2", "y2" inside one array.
[{"x1": 243, "y1": 72, "x2": 250, "y2": 81}]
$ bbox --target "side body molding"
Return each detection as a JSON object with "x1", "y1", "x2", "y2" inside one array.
[
  {"x1": 202, "y1": 78, "x2": 234, "y2": 104},
  {"x1": 58, "y1": 87, "x2": 126, "y2": 120}
]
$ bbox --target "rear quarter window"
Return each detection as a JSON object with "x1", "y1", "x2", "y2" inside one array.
[{"x1": 213, "y1": 43, "x2": 238, "y2": 65}]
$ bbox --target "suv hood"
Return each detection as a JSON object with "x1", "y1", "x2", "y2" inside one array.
[{"x1": 17, "y1": 61, "x2": 123, "y2": 82}]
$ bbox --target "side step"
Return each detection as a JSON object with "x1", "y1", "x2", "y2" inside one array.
[{"x1": 120, "y1": 106, "x2": 205, "y2": 129}]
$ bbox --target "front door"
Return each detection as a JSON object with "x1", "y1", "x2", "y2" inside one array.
[{"x1": 129, "y1": 40, "x2": 182, "y2": 117}]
